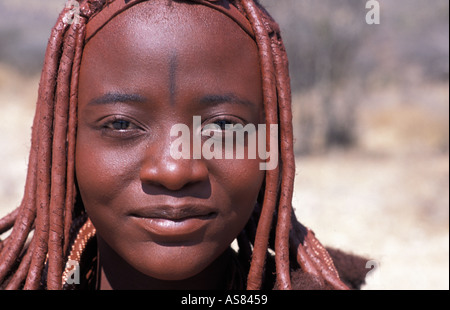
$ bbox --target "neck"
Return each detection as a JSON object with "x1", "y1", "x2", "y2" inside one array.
[{"x1": 96, "y1": 236, "x2": 232, "y2": 290}]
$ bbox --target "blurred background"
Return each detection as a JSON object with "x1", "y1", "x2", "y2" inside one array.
[{"x1": 0, "y1": 0, "x2": 448, "y2": 289}]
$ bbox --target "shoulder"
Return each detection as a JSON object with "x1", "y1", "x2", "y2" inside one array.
[
  {"x1": 288, "y1": 248, "x2": 369, "y2": 290},
  {"x1": 326, "y1": 247, "x2": 369, "y2": 290}
]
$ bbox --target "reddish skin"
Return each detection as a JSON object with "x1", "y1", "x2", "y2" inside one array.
[{"x1": 76, "y1": 1, "x2": 264, "y2": 289}]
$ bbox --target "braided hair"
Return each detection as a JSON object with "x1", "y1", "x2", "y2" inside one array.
[{"x1": 0, "y1": 0, "x2": 348, "y2": 290}]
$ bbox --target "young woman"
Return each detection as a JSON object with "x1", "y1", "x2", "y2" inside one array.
[{"x1": 0, "y1": 0, "x2": 368, "y2": 290}]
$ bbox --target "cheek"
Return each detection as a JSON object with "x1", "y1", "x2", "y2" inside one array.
[
  {"x1": 209, "y1": 157, "x2": 264, "y2": 224},
  {"x1": 224, "y1": 160, "x2": 263, "y2": 201},
  {"x1": 74, "y1": 132, "x2": 140, "y2": 212},
  {"x1": 203, "y1": 158, "x2": 264, "y2": 266}
]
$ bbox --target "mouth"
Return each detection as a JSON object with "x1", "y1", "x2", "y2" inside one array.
[
  {"x1": 130, "y1": 206, "x2": 216, "y2": 221},
  {"x1": 129, "y1": 205, "x2": 217, "y2": 241}
]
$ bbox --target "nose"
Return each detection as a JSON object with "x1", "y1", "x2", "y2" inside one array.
[{"x1": 139, "y1": 142, "x2": 209, "y2": 193}]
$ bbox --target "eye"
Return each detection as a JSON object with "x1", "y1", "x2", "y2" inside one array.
[
  {"x1": 202, "y1": 117, "x2": 243, "y2": 135},
  {"x1": 214, "y1": 119, "x2": 235, "y2": 131},
  {"x1": 200, "y1": 116, "x2": 249, "y2": 141},
  {"x1": 106, "y1": 119, "x2": 133, "y2": 130},
  {"x1": 100, "y1": 116, "x2": 144, "y2": 139},
  {"x1": 102, "y1": 116, "x2": 141, "y2": 131}
]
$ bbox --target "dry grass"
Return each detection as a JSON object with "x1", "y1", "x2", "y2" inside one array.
[
  {"x1": 0, "y1": 63, "x2": 37, "y2": 217},
  {"x1": 292, "y1": 81, "x2": 449, "y2": 289},
  {"x1": 357, "y1": 83, "x2": 449, "y2": 156},
  {"x1": 293, "y1": 152, "x2": 449, "y2": 290}
]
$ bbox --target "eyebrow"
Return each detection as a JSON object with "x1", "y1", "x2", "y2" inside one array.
[
  {"x1": 199, "y1": 94, "x2": 256, "y2": 108},
  {"x1": 88, "y1": 92, "x2": 256, "y2": 108},
  {"x1": 88, "y1": 92, "x2": 147, "y2": 106}
]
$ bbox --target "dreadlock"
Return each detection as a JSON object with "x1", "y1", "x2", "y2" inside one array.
[{"x1": 0, "y1": 0, "x2": 349, "y2": 290}]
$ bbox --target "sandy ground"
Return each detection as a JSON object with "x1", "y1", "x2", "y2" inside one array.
[
  {"x1": 0, "y1": 64, "x2": 448, "y2": 290},
  {"x1": 293, "y1": 153, "x2": 449, "y2": 290},
  {"x1": 0, "y1": 64, "x2": 36, "y2": 218}
]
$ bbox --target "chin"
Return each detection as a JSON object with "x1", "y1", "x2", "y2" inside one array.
[{"x1": 130, "y1": 245, "x2": 217, "y2": 282}]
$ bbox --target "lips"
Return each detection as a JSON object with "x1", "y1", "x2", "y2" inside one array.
[
  {"x1": 130, "y1": 205, "x2": 216, "y2": 221},
  {"x1": 129, "y1": 205, "x2": 217, "y2": 242}
]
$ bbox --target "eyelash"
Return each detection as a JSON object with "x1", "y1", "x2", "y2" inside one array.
[
  {"x1": 211, "y1": 115, "x2": 245, "y2": 127},
  {"x1": 98, "y1": 115, "x2": 247, "y2": 139},
  {"x1": 201, "y1": 116, "x2": 247, "y2": 138},
  {"x1": 101, "y1": 116, "x2": 144, "y2": 138}
]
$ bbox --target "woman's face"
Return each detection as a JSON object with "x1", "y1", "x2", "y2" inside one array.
[{"x1": 76, "y1": 1, "x2": 264, "y2": 282}]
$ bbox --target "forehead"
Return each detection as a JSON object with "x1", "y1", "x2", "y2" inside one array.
[
  {"x1": 79, "y1": 0, "x2": 261, "y2": 108},
  {"x1": 82, "y1": 0, "x2": 258, "y2": 65}
]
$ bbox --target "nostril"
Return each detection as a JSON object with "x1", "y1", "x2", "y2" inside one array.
[
  {"x1": 139, "y1": 154, "x2": 210, "y2": 196},
  {"x1": 141, "y1": 179, "x2": 212, "y2": 199}
]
